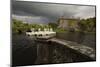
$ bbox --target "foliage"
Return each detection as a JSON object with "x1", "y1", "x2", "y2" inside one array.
[
  {"x1": 12, "y1": 19, "x2": 32, "y2": 34},
  {"x1": 48, "y1": 22, "x2": 58, "y2": 31},
  {"x1": 12, "y1": 19, "x2": 58, "y2": 34},
  {"x1": 12, "y1": 17, "x2": 96, "y2": 34},
  {"x1": 56, "y1": 28, "x2": 67, "y2": 33},
  {"x1": 78, "y1": 17, "x2": 96, "y2": 33}
]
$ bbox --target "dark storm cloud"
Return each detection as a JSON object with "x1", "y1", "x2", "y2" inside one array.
[{"x1": 12, "y1": 1, "x2": 95, "y2": 23}]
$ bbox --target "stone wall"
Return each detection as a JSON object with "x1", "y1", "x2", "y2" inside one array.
[{"x1": 58, "y1": 18, "x2": 79, "y2": 31}]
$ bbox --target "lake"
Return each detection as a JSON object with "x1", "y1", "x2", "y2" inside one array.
[{"x1": 12, "y1": 32, "x2": 96, "y2": 66}]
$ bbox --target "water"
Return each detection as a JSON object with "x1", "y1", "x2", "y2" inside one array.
[
  {"x1": 56, "y1": 32, "x2": 96, "y2": 49},
  {"x1": 12, "y1": 32, "x2": 96, "y2": 66},
  {"x1": 12, "y1": 34, "x2": 37, "y2": 66}
]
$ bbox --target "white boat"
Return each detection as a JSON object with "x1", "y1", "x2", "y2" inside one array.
[{"x1": 26, "y1": 28, "x2": 56, "y2": 40}]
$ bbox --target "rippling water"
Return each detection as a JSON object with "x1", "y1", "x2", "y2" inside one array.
[{"x1": 12, "y1": 32, "x2": 96, "y2": 66}]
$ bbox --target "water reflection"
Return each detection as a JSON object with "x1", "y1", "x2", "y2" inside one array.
[
  {"x1": 12, "y1": 32, "x2": 96, "y2": 66},
  {"x1": 35, "y1": 42, "x2": 49, "y2": 64},
  {"x1": 12, "y1": 34, "x2": 37, "y2": 66},
  {"x1": 56, "y1": 32, "x2": 96, "y2": 49}
]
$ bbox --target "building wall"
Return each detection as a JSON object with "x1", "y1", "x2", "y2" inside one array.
[{"x1": 58, "y1": 18, "x2": 79, "y2": 31}]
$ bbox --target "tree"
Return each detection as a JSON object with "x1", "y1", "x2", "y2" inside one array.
[
  {"x1": 48, "y1": 22, "x2": 58, "y2": 30},
  {"x1": 78, "y1": 17, "x2": 96, "y2": 32}
]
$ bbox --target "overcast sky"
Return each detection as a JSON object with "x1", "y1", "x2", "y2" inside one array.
[{"x1": 12, "y1": 0, "x2": 95, "y2": 24}]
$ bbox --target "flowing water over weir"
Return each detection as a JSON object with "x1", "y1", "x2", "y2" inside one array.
[
  {"x1": 12, "y1": 34, "x2": 96, "y2": 66},
  {"x1": 34, "y1": 38, "x2": 95, "y2": 64}
]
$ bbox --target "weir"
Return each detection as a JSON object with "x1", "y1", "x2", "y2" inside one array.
[
  {"x1": 35, "y1": 38, "x2": 95, "y2": 64},
  {"x1": 49, "y1": 38, "x2": 96, "y2": 60},
  {"x1": 26, "y1": 28, "x2": 95, "y2": 64}
]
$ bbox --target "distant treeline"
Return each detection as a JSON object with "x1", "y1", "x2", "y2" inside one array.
[
  {"x1": 12, "y1": 19, "x2": 57, "y2": 34},
  {"x1": 12, "y1": 17, "x2": 96, "y2": 34},
  {"x1": 78, "y1": 17, "x2": 96, "y2": 33},
  {"x1": 57, "y1": 17, "x2": 96, "y2": 33}
]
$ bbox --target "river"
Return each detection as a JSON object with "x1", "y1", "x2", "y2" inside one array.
[
  {"x1": 56, "y1": 32, "x2": 96, "y2": 49},
  {"x1": 12, "y1": 32, "x2": 96, "y2": 66}
]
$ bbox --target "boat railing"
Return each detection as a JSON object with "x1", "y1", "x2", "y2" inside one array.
[{"x1": 26, "y1": 28, "x2": 56, "y2": 37}]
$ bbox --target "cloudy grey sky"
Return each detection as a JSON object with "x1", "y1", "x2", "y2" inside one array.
[{"x1": 12, "y1": 1, "x2": 95, "y2": 24}]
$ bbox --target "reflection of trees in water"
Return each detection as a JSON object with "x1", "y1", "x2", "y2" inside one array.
[
  {"x1": 68, "y1": 32, "x2": 85, "y2": 43},
  {"x1": 56, "y1": 32, "x2": 86, "y2": 44},
  {"x1": 71, "y1": 32, "x2": 85, "y2": 43},
  {"x1": 35, "y1": 42, "x2": 49, "y2": 64},
  {"x1": 12, "y1": 34, "x2": 37, "y2": 66}
]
